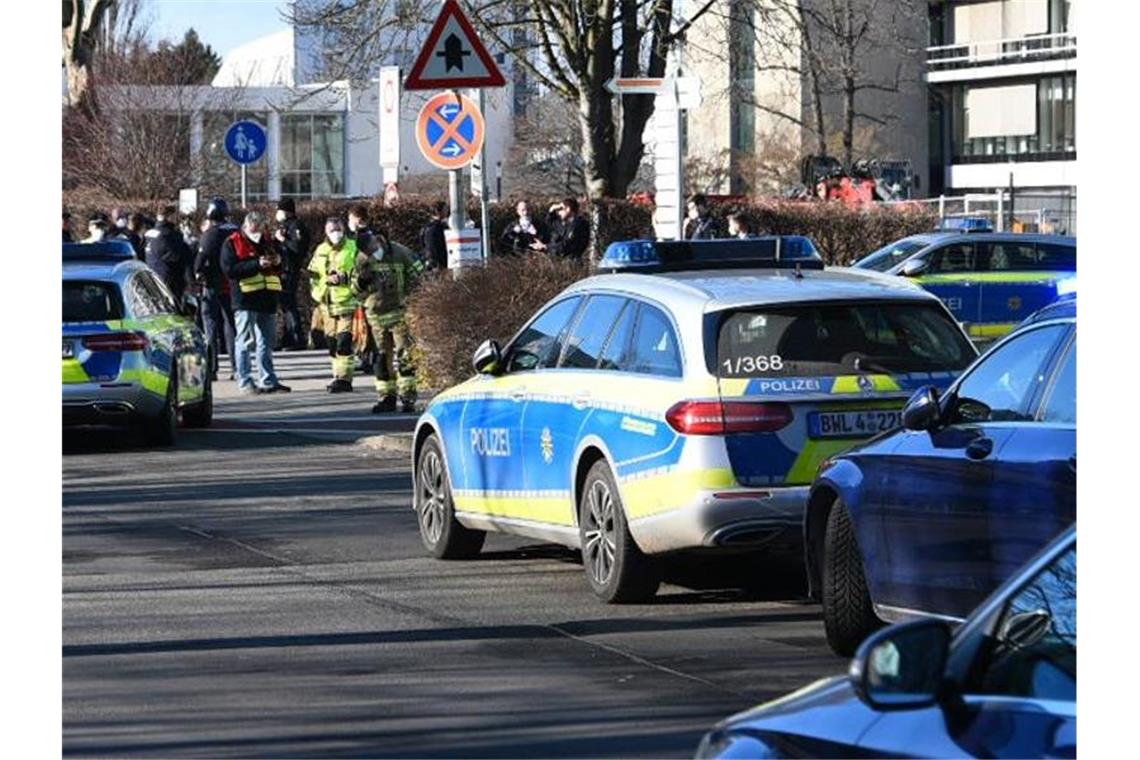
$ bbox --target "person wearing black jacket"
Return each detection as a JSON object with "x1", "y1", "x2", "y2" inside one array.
[
  {"x1": 111, "y1": 212, "x2": 145, "y2": 261},
  {"x1": 195, "y1": 198, "x2": 238, "y2": 379},
  {"x1": 220, "y1": 211, "x2": 290, "y2": 395},
  {"x1": 145, "y1": 205, "x2": 194, "y2": 303},
  {"x1": 420, "y1": 200, "x2": 448, "y2": 270},
  {"x1": 533, "y1": 197, "x2": 590, "y2": 260},
  {"x1": 500, "y1": 200, "x2": 547, "y2": 255},
  {"x1": 273, "y1": 198, "x2": 310, "y2": 350}
]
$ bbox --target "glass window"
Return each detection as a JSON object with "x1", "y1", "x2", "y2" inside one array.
[
  {"x1": 63, "y1": 281, "x2": 124, "y2": 323},
  {"x1": 1035, "y1": 243, "x2": 1077, "y2": 271},
  {"x1": 971, "y1": 544, "x2": 1076, "y2": 701},
  {"x1": 281, "y1": 113, "x2": 345, "y2": 199},
  {"x1": 560, "y1": 295, "x2": 628, "y2": 370},
  {"x1": 506, "y1": 297, "x2": 582, "y2": 372},
  {"x1": 129, "y1": 272, "x2": 179, "y2": 317},
  {"x1": 928, "y1": 243, "x2": 979, "y2": 273},
  {"x1": 954, "y1": 324, "x2": 1066, "y2": 422},
  {"x1": 857, "y1": 238, "x2": 928, "y2": 272},
  {"x1": 201, "y1": 111, "x2": 270, "y2": 201},
  {"x1": 717, "y1": 302, "x2": 976, "y2": 378},
  {"x1": 984, "y1": 241, "x2": 1039, "y2": 271},
  {"x1": 630, "y1": 305, "x2": 682, "y2": 377},
  {"x1": 598, "y1": 301, "x2": 636, "y2": 371},
  {"x1": 1040, "y1": 341, "x2": 1076, "y2": 424}
]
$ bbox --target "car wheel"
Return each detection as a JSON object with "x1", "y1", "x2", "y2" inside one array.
[
  {"x1": 578, "y1": 459, "x2": 661, "y2": 603},
  {"x1": 416, "y1": 434, "x2": 485, "y2": 559},
  {"x1": 142, "y1": 371, "x2": 177, "y2": 447},
  {"x1": 821, "y1": 497, "x2": 881, "y2": 656},
  {"x1": 181, "y1": 371, "x2": 213, "y2": 428}
]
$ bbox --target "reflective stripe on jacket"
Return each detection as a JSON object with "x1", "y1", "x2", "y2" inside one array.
[
  {"x1": 228, "y1": 231, "x2": 283, "y2": 293},
  {"x1": 309, "y1": 239, "x2": 360, "y2": 316}
]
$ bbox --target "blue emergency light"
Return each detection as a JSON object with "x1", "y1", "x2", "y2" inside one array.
[
  {"x1": 62, "y1": 241, "x2": 136, "y2": 262},
  {"x1": 599, "y1": 236, "x2": 825, "y2": 273},
  {"x1": 936, "y1": 217, "x2": 994, "y2": 233}
]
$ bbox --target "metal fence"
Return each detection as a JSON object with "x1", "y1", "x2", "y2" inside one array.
[{"x1": 888, "y1": 191, "x2": 1076, "y2": 235}]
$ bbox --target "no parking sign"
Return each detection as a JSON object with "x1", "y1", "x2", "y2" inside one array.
[{"x1": 415, "y1": 92, "x2": 484, "y2": 171}]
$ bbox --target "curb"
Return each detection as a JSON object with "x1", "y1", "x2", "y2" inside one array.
[{"x1": 359, "y1": 433, "x2": 414, "y2": 455}]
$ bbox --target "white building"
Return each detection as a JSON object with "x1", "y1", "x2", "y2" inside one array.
[{"x1": 926, "y1": 0, "x2": 1076, "y2": 229}]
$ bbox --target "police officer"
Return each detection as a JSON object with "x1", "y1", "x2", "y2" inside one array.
[
  {"x1": 273, "y1": 198, "x2": 310, "y2": 350},
  {"x1": 195, "y1": 198, "x2": 238, "y2": 380},
  {"x1": 111, "y1": 210, "x2": 144, "y2": 260},
  {"x1": 145, "y1": 205, "x2": 194, "y2": 303},
  {"x1": 353, "y1": 227, "x2": 422, "y2": 413},
  {"x1": 309, "y1": 217, "x2": 360, "y2": 393},
  {"x1": 683, "y1": 194, "x2": 724, "y2": 240}
]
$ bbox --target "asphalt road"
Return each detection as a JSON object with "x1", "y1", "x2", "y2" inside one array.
[{"x1": 63, "y1": 352, "x2": 840, "y2": 758}]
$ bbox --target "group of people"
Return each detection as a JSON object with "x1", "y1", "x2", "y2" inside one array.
[
  {"x1": 681, "y1": 194, "x2": 759, "y2": 241},
  {"x1": 499, "y1": 198, "x2": 591, "y2": 258}
]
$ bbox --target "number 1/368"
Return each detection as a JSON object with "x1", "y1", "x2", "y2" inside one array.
[{"x1": 722, "y1": 355, "x2": 784, "y2": 374}]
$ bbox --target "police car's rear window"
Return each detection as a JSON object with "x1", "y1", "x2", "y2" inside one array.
[
  {"x1": 716, "y1": 302, "x2": 975, "y2": 378},
  {"x1": 63, "y1": 281, "x2": 124, "y2": 323}
]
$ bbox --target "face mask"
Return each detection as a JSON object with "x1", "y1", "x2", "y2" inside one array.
[
  {"x1": 275, "y1": 210, "x2": 287, "y2": 223},
  {"x1": 116, "y1": 218, "x2": 128, "y2": 229},
  {"x1": 246, "y1": 230, "x2": 262, "y2": 243},
  {"x1": 348, "y1": 220, "x2": 360, "y2": 232},
  {"x1": 328, "y1": 231, "x2": 344, "y2": 245}
]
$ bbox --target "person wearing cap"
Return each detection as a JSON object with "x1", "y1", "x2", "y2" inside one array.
[
  {"x1": 195, "y1": 197, "x2": 239, "y2": 380},
  {"x1": 309, "y1": 217, "x2": 360, "y2": 393},
  {"x1": 273, "y1": 198, "x2": 310, "y2": 351},
  {"x1": 221, "y1": 211, "x2": 290, "y2": 395},
  {"x1": 83, "y1": 212, "x2": 110, "y2": 243}
]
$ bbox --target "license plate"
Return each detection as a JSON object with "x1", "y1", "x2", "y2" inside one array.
[
  {"x1": 62, "y1": 340, "x2": 74, "y2": 359},
  {"x1": 808, "y1": 410, "x2": 901, "y2": 439}
]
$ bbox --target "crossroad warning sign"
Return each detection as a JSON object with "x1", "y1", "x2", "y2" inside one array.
[
  {"x1": 405, "y1": 0, "x2": 506, "y2": 90},
  {"x1": 415, "y1": 92, "x2": 485, "y2": 170}
]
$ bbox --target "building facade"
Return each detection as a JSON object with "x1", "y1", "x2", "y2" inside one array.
[{"x1": 927, "y1": 0, "x2": 1076, "y2": 230}]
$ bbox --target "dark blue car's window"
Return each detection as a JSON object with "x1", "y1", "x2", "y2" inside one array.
[
  {"x1": 954, "y1": 325, "x2": 1066, "y2": 422},
  {"x1": 506, "y1": 296, "x2": 582, "y2": 372},
  {"x1": 858, "y1": 238, "x2": 928, "y2": 272},
  {"x1": 972, "y1": 545, "x2": 1076, "y2": 701},
  {"x1": 1040, "y1": 341, "x2": 1076, "y2": 425},
  {"x1": 559, "y1": 295, "x2": 627, "y2": 370}
]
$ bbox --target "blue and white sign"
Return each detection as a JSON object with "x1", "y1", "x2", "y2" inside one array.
[{"x1": 224, "y1": 121, "x2": 267, "y2": 165}]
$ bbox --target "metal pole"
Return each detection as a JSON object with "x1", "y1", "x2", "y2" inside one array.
[
  {"x1": 674, "y1": 82, "x2": 684, "y2": 241},
  {"x1": 241, "y1": 164, "x2": 247, "y2": 209},
  {"x1": 996, "y1": 188, "x2": 1004, "y2": 232},
  {"x1": 478, "y1": 88, "x2": 491, "y2": 262},
  {"x1": 449, "y1": 168, "x2": 464, "y2": 279}
]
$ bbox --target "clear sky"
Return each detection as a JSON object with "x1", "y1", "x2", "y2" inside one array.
[{"x1": 147, "y1": 0, "x2": 291, "y2": 56}]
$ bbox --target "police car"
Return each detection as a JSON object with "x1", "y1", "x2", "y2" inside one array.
[
  {"x1": 63, "y1": 241, "x2": 211, "y2": 445},
  {"x1": 853, "y1": 232, "x2": 1076, "y2": 342},
  {"x1": 412, "y1": 238, "x2": 978, "y2": 602}
]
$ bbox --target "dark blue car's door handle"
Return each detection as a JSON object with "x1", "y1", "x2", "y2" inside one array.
[{"x1": 965, "y1": 438, "x2": 994, "y2": 460}]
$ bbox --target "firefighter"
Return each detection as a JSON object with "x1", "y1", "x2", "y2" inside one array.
[
  {"x1": 309, "y1": 217, "x2": 360, "y2": 393},
  {"x1": 353, "y1": 227, "x2": 423, "y2": 413}
]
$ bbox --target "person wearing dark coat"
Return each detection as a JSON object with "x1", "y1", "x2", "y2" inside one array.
[
  {"x1": 195, "y1": 198, "x2": 239, "y2": 379},
  {"x1": 500, "y1": 200, "x2": 548, "y2": 255},
  {"x1": 273, "y1": 198, "x2": 310, "y2": 350},
  {"x1": 682, "y1": 193, "x2": 725, "y2": 240},
  {"x1": 534, "y1": 197, "x2": 590, "y2": 260},
  {"x1": 420, "y1": 200, "x2": 448, "y2": 270},
  {"x1": 144, "y1": 205, "x2": 194, "y2": 302}
]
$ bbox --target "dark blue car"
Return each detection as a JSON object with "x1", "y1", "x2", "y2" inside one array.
[
  {"x1": 804, "y1": 299, "x2": 1075, "y2": 655},
  {"x1": 697, "y1": 527, "x2": 1075, "y2": 759}
]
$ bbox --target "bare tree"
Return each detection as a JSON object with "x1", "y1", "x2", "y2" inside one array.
[
  {"x1": 503, "y1": 93, "x2": 585, "y2": 197},
  {"x1": 62, "y1": 0, "x2": 118, "y2": 107}
]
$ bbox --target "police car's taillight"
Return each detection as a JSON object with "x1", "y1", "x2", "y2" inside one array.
[
  {"x1": 666, "y1": 400, "x2": 793, "y2": 435},
  {"x1": 82, "y1": 332, "x2": 149, "y2": 352}
]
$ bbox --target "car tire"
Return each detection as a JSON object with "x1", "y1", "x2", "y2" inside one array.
[
  {"x1": 142, "y1": 371, "x2": 178, "y2": 447},
  {"x1": 416, "y1": 434, "x2": 485, "y2": 559},
  {"x1": 181, "y1": 371, "x2": 213, "y2": 428},
  {"x1": 578, "y1": 458, "x2": 661, "y2": 603},
  {"x1": 821, "y1": 497, "x2": 881, "y2": 656}
]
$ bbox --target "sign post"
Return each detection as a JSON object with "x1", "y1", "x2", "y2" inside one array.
[
  {"x1": 379, "y1": 66, "x2": 402, "y2": 187},
  {"x1": 224, "y1": 120, "x2": 267, "y2": 209},
  {"x1": 405, "y1": 0, "x2": 505, "y2": 274}
]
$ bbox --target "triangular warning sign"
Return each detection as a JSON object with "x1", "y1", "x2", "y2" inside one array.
[{"x1": 405, "y1": 0, "x2": 506, "y2": 90}]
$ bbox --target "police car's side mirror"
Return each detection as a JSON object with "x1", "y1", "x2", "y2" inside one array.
[
  {"x1": 902, "y1": 386, "x2": 941, "y2": 431},
  {"x1": 901, "y1": 258, "x2": 928, "y2": 278},
  {"x1": 473, "y1": 339, "x2": 502, "y2": 375}
]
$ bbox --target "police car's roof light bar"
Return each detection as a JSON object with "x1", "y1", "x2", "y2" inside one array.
[
  {"x1": 62, "y1": 241, "x2": 136, "y2": 262},
  {"x1": 599, "y1": 237, "x2": 825, "y2": 274},
  {"x1": 936, "y1": 217, "x2": 994, "y2": 233}
]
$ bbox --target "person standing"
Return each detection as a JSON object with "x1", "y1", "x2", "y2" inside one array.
[
  {"x1": 533, "y1": 198, "x2": 589, "y2": 259},
  {"x1": 726, "y1": 213, "x2": 755, "y2": 239},
  {"x1": 273, "y1": 198, "x2": 310, "y2": 350},
  {"x1": 83, "y1": 213, "x2": 110, "y2": 243},
  {"x1": 111, "y1": 210, "x2": 144, "y2": 260},
  {"x1": 683, "y1": 194, "x2": 724, "y2": 240},
  {"x1": 500, "y1": 200, "x2": 546, "y2": 255},
  {"x1": 195, "y1": 198, "x2": 238, "y2": 381},
  {"x1": 309, "y1": 217, "x2": 360, "y2": 393},
  {"x1": 145, "y1": 205, "x2": 194, "y2": 304},
  {"x1": 63, "y1": 211, "x2": 74, "y2": 242},
  {"x1": 353, "y1": 228, "x2": 422, "y2": 413},
  {"x1": 220, "y1": 211, "x2": 290, "y2": 395},
  {"x1": 420, "y1": 200, "x2": 448, "y2": 270}
]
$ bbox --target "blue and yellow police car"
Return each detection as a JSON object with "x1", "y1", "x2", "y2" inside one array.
[
  {"x1": 412, "y1": 238, "x2": 978, "y2": 602},
  {"x1": 63, "y1": 241, "x2": 212, "y2": 445},
  {"x1": 853, "y1": 232, "x2": 1076, "y2": 343}
]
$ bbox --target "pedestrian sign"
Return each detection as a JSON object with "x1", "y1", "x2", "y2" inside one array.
[
  {"x1": 415, "y1": 92, "x2": 485, "y2": 170},
  {"x1": 224, "y1": 120, "x2": 267, "y2": 165},
  {"x1": 404, "y1": 0, "x2": 505, "y2": 90}
]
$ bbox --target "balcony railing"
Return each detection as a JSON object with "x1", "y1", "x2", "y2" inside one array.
[{"x1": 927, "y1": 32, "x2": 1076, "y2": 70}]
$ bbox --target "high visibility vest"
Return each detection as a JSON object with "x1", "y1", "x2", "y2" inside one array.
[
  {"x1": 309, "y1": 239, "x2": 359, "y2": 316},
  {"x1": 228, "y1": 231, "x2": 283, "y2": 293}
]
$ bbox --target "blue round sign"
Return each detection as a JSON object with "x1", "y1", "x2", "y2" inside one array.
[{"x1": 224, "y1": 120, "x2": 267, "y2": 165}]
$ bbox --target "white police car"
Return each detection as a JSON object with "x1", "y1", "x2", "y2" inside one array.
[{"x1": 412, "y1": 238, "x2": 978, "y2": 602}]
